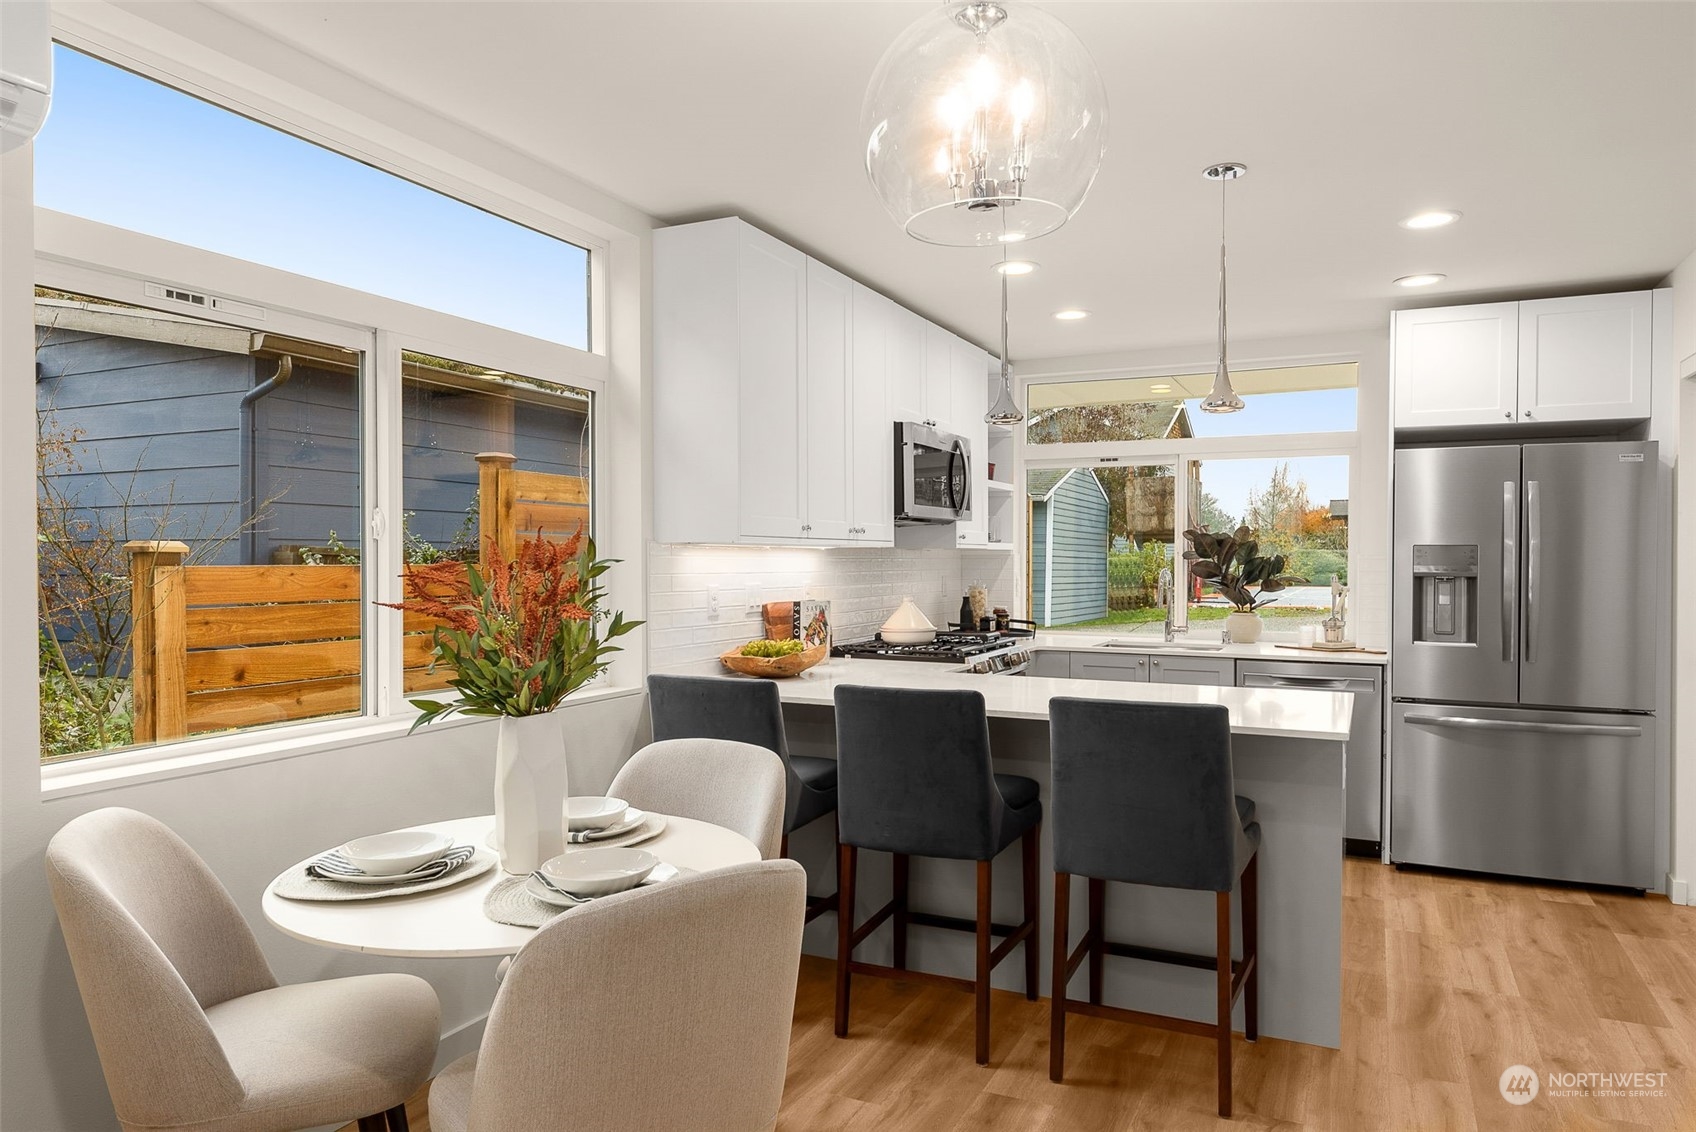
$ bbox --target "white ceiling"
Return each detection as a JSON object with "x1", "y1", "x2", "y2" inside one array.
[{"x1": 208, "y1": 1, "x2": 1696, "y2": 362}]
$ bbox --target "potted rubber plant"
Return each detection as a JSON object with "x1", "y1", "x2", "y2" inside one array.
[
  {"x1": 387, "y1": 527, "x2": 640, "y2": 873},
  {"x1": 1181, "y1": 526, "x2": 1306, "y2": 644}
]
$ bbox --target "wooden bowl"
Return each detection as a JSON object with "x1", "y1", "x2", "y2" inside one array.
[{"x1": 719, "y1": 641, "x2": 828, "y2": 679}]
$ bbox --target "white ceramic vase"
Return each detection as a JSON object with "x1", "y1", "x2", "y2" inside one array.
[
  {"x1": 493, "y1": 711, "x2": 568, "y2": 875},
  {"x1": 1225, "y1": 611, "x2": 1264, "y2": 644}
]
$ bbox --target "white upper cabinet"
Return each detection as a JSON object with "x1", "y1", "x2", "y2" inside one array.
[
  {"x1": 804, "y1": 258, "x2": 854, "y2": 541},
  {"x1": 886, "y1": 302, "x2": 929, "y2": 426},
  {"x1": 1393, "y1": 291, "x2": 1654, "y2": 431},
  {"x1": 850, "y1": 284, "x2": 895, "y2": 545},
  {"x1": 735, "y1": 225, "x2": 809, "y2": 539},
  {"x1": 655, "y1": 217, "x2": 950, "y2": 547},
  {"x1": 922, "y1": 322, "x2": 956, "y2": 430},
  {"x1": 1392, "y1": 302, "x2": 1518, "y2": 429},
  {"x1": 1517, "y1": 291, "x2": 1652, "y2": 424}
]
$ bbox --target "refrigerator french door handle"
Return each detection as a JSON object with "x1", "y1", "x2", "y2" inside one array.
[
  {"x1": 1402, "y1": 714, "x2": 1642, "y2": 738},
  {"x1": 1525, "y1": 479, "x2": 1541, "y2": 663},
  {"x1": 1501, "y1": 481, "x2": 1516, "y2": 664}
]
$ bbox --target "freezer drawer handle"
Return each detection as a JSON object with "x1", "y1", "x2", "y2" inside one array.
[{"x1": 1403, "y1": 714, "x2": 1641, "y2": 738}]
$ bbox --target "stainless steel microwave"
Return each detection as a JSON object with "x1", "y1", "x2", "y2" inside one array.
[{"x1": 895, "y1": 421, "x2": 972, "y2": 524}]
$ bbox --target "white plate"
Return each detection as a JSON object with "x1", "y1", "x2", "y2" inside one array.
[
  {"x1": 568, "y1": 796, "x2": 630, "y2": 832},
  {"x1": 540, "y1": 847, "x2": 658, "y2": 897},
  {"x1": 341, "y1": 829, "x2": 457, "y2": 876},
  {"x1": 525, "y1": 862, "x2": 680, "y2": 908},
  {"x1": 485, "y1": 809, "x2": 652, "y2": 851}
]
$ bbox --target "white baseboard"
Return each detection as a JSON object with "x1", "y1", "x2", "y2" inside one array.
[
  {"x1": 1668, "y1": 875, "x2": 1690, "y2": 906},
  {"x1": 434, "y1": 1012, "x2": 489, "y2": 1073}
]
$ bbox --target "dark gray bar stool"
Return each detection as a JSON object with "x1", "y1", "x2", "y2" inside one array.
[
  {"x1": 833, "y1": 685, "x2": 1041, "y2": 1066},
  {"x1": 1047, "y1": 698, "x2": 1261, "y2": 1119},
  {"x1": 647, "y1": 674, "x2": 839, "y2": 922}
]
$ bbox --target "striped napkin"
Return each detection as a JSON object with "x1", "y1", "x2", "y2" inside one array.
[
  {"x1": 306, "y1": 843, "x2": 475, "y2": 882},
  {"x1": 566, "y1": 813, "x2": 643, "y2": 844}
]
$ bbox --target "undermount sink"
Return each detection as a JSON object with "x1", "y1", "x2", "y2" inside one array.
[{"x1": 1100, "y1": 639, "x2": 1227, "y2": 652}]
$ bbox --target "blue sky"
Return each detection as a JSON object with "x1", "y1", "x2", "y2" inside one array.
[
  {"x1": 34, "y1": 47, "x2": 589, "y2": 351},
  {"x1": 1187, "y1": 389, "x2": 1354, "y2": 524}
]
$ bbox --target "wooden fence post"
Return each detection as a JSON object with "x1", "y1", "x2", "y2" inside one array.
[
  {"x1": 476, "y1": 452, "x2": 517, "y2": 565},
  {"x1": 126, "y1": 540, "x2": 189, "y2": 744}
]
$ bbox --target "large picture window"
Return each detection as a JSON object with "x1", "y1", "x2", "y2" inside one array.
[
  {"x1": 33, "y1": 48, "x2": 609, "y2": 767},
  {"x1": 1023, "y1": 363, "x2": 1357, "y2": 638}
]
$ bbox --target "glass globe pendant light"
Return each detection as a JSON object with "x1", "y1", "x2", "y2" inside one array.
[
  {"x1": 1200, "y1": 161, "x2": 1247, "y2": 414},
  {"x1": 861, "y1": 3, "x2": 1108, "y2": 247}
]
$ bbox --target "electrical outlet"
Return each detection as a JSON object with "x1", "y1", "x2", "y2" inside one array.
[{"x1": 707, "y1": 583, "x2": 720, "y2": 618}]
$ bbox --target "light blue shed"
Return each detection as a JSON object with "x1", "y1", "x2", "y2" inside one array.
[{"x1": 1029, "y1": 468, "x2": 1110, "y2": 626}]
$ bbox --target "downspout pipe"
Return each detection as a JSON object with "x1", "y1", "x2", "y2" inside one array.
[{"x1": 239, "y1": 354, "x2": 293, "y2": 564}]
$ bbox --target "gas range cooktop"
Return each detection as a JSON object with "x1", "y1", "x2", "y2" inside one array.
[{"x1": 831, "y1": 629, "x2": 1034, "y2": 663}]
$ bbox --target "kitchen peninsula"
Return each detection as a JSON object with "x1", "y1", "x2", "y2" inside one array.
[{"x1": 772, "y1": 658, "x2": 1354, "y2": 1049}]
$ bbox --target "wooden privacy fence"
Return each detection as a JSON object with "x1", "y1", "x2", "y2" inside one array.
[{"x1": 127, "y1": 452, "x2": 589, "y2": 743}]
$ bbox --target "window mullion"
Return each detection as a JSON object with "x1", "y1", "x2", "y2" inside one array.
[{"x1": 369, "y1": 329, "x2": 405, "y2": 718}]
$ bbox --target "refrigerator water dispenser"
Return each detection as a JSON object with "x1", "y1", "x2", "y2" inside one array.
[{"x1": 1411, "y1": 544, "x2": 1477, "y2": 643}]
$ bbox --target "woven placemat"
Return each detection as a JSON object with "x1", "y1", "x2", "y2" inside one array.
[
  {"x1": 483, "y1": 863, "x2": 689, "y2": 929},
  {"x1": 270, "y1": 848, "x2": 498, "y2": 902}
]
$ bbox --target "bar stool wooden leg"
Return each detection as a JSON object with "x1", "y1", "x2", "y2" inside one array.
[
  {"x1": 1021, "y1": 826, "x2": 1040, "y2": 1000},
  {"x1": 893, "y1": 853, "x2": 911, "y2": 971},
  {"x1": 780, "y1": 833, "x2": 788, "y2": 859},
  {"x1": 384, "y1": 1103, "x2": 411, "y2": 1132},
  {"x1": 1050, "y1": 870, "x2": 1071, "y2": 1083},
  {"x1": 1087, "y1": 877, "x2": 1106, "y2": 1006},
  {"x1": 1243, "y1": 851, "x2": 1259, "y2": 1043},
  {"x1": 357, "y1": 1115, "x2": 386, "y2": 1132},
  {"x1": 975, "y1": 858, "x2": 993, "y2": 1066},
  {"x1": 835, "y1": 843, "x2": 857, "y2": 1038},
  {"x1": 1215, "y1": 890, "x2": 1233, "y2": 1119}
]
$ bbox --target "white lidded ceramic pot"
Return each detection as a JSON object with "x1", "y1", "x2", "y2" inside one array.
[{"x1": 881, "y1": 598, "x2": 937, "y2": 645}]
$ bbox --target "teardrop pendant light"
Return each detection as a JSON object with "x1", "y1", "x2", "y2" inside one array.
[
  {"x1": 1200, "y1": 161, "x2": 1246, "y2": 414},
  {"x1": 861, "y1": 2, "x2": 1108, "y2": 247},
  {"x1": 985, "y1": 264, "x2": 1023, "y2": 424}
]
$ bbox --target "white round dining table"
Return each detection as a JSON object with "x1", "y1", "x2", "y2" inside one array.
[{"x1": 261, "y1": 814, "x2": 760, "y2": 958}]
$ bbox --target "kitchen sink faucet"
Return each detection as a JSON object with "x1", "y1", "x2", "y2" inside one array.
[{"x1": 1157, "y1": 568, "x2": 1177, "y2": 643}]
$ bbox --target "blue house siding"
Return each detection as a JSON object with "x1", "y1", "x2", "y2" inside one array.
[{"x1": 1030, "y1": 469, "x2": 1109, "y2": 627}]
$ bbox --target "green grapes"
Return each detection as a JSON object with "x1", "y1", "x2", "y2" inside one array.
[{"x1": 740, "y1": 638, "x2": 806, "y2": 658}]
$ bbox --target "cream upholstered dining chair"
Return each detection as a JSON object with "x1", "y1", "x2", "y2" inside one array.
[
  {"x1": 608, "y1": 737, "x2": 787, "y2": 860},
  {"x1": 429, "y1": 859, "x2": 806, "y2": 1132},
  {"x1": 45, "y1": 807, "x2": 440, "y2": 1132}
]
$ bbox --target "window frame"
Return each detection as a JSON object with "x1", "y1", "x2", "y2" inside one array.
[
  {"x1": 1020, "y1": 369, "x2": 1360, "y2": 639},
  {"x1": 35, "y1": 212, "x2": 615, "y2": 777}
]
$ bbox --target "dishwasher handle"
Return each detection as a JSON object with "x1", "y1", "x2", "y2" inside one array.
[{"x1": 1239, "y1": 673, "x2": 1375, "y2": 693}]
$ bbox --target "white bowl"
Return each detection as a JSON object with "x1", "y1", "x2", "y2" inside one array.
[
  {"x1": 341, "y1": 830, "x2": 456, "y2": 876},
  {"x1": 567, "y1": 796, "x2": 629, "y2": 832},
  {"x1": 539, "y1": 847, "x2": 659, "y2": 897},
  {"x1": 880, "y1": 628, "x2": 936, "y2": 645}
]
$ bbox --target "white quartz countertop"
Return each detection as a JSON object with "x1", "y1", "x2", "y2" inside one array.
[
  {"x1": 1023, "y1": 633, "x2": 1389, "y2": 666},
  {"x1": 771, "y1": 658, "x2": 1353, "y2": 741}
]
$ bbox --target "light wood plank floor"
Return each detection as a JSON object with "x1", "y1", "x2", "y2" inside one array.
[{"x1": 359, "y1": 860, "x2": 1696, "y2": 1131}]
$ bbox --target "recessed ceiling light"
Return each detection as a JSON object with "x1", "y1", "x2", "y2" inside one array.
[
  {"x1": 994, "y1": 260, "x2": 1038, "y2": 276},
  {"x1": 1400, "y1": 210, "x2": 1462, "y2": 230},
  {"x1": 998, "y1": 232, "x2": 1027, "y2": 243},
  {"x1": 1053, "y1": 309, "x2": 1090, "y2": 321},
  {"x1": 1394, "y1": 273, "x2": 1447, "y2": 288},
  {"x1": 1150, "y1": 384, "x2": 1173, "y2": 393}
]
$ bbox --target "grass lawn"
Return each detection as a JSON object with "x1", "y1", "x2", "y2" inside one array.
[{"x1": 1048, "y1": 605, "x2": 1327, "y2": 631}]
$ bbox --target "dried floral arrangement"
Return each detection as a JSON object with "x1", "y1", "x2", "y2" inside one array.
[{"x1": 387, "y1": 528, "x2": 640, "y2": 730}]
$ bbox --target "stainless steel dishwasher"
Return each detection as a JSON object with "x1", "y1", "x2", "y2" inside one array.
[{"x1": 1237, "y1": 660, "x2": 1385, "y2": 857}]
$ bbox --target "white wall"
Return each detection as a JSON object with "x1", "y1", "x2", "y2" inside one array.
[
  {"x1": 1016, "y1": 329, "x2": 1393, "y2": 648},
  {"x1": 1668, "y1": 250, "x2": 1696, "y2": 903},
  {"x1": 0, "y1": 5, "x2": 658, "y2": 1128},
  {"x1": 646, "y1": 543, "x2": 1020, "y2": 673}
]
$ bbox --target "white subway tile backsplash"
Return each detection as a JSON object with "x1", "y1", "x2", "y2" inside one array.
[{"x1": 647, "y1": 542, "x2": 1016, "y2": 674}]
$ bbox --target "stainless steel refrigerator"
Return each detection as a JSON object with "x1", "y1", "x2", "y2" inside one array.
[{"x1": 1391, "y1": 440, "x2": 1658, "y2": 889}]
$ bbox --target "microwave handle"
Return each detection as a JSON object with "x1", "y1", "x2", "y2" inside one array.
[{"x1": 956, "y1": 437, "x2": 970, "y2": 519}]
